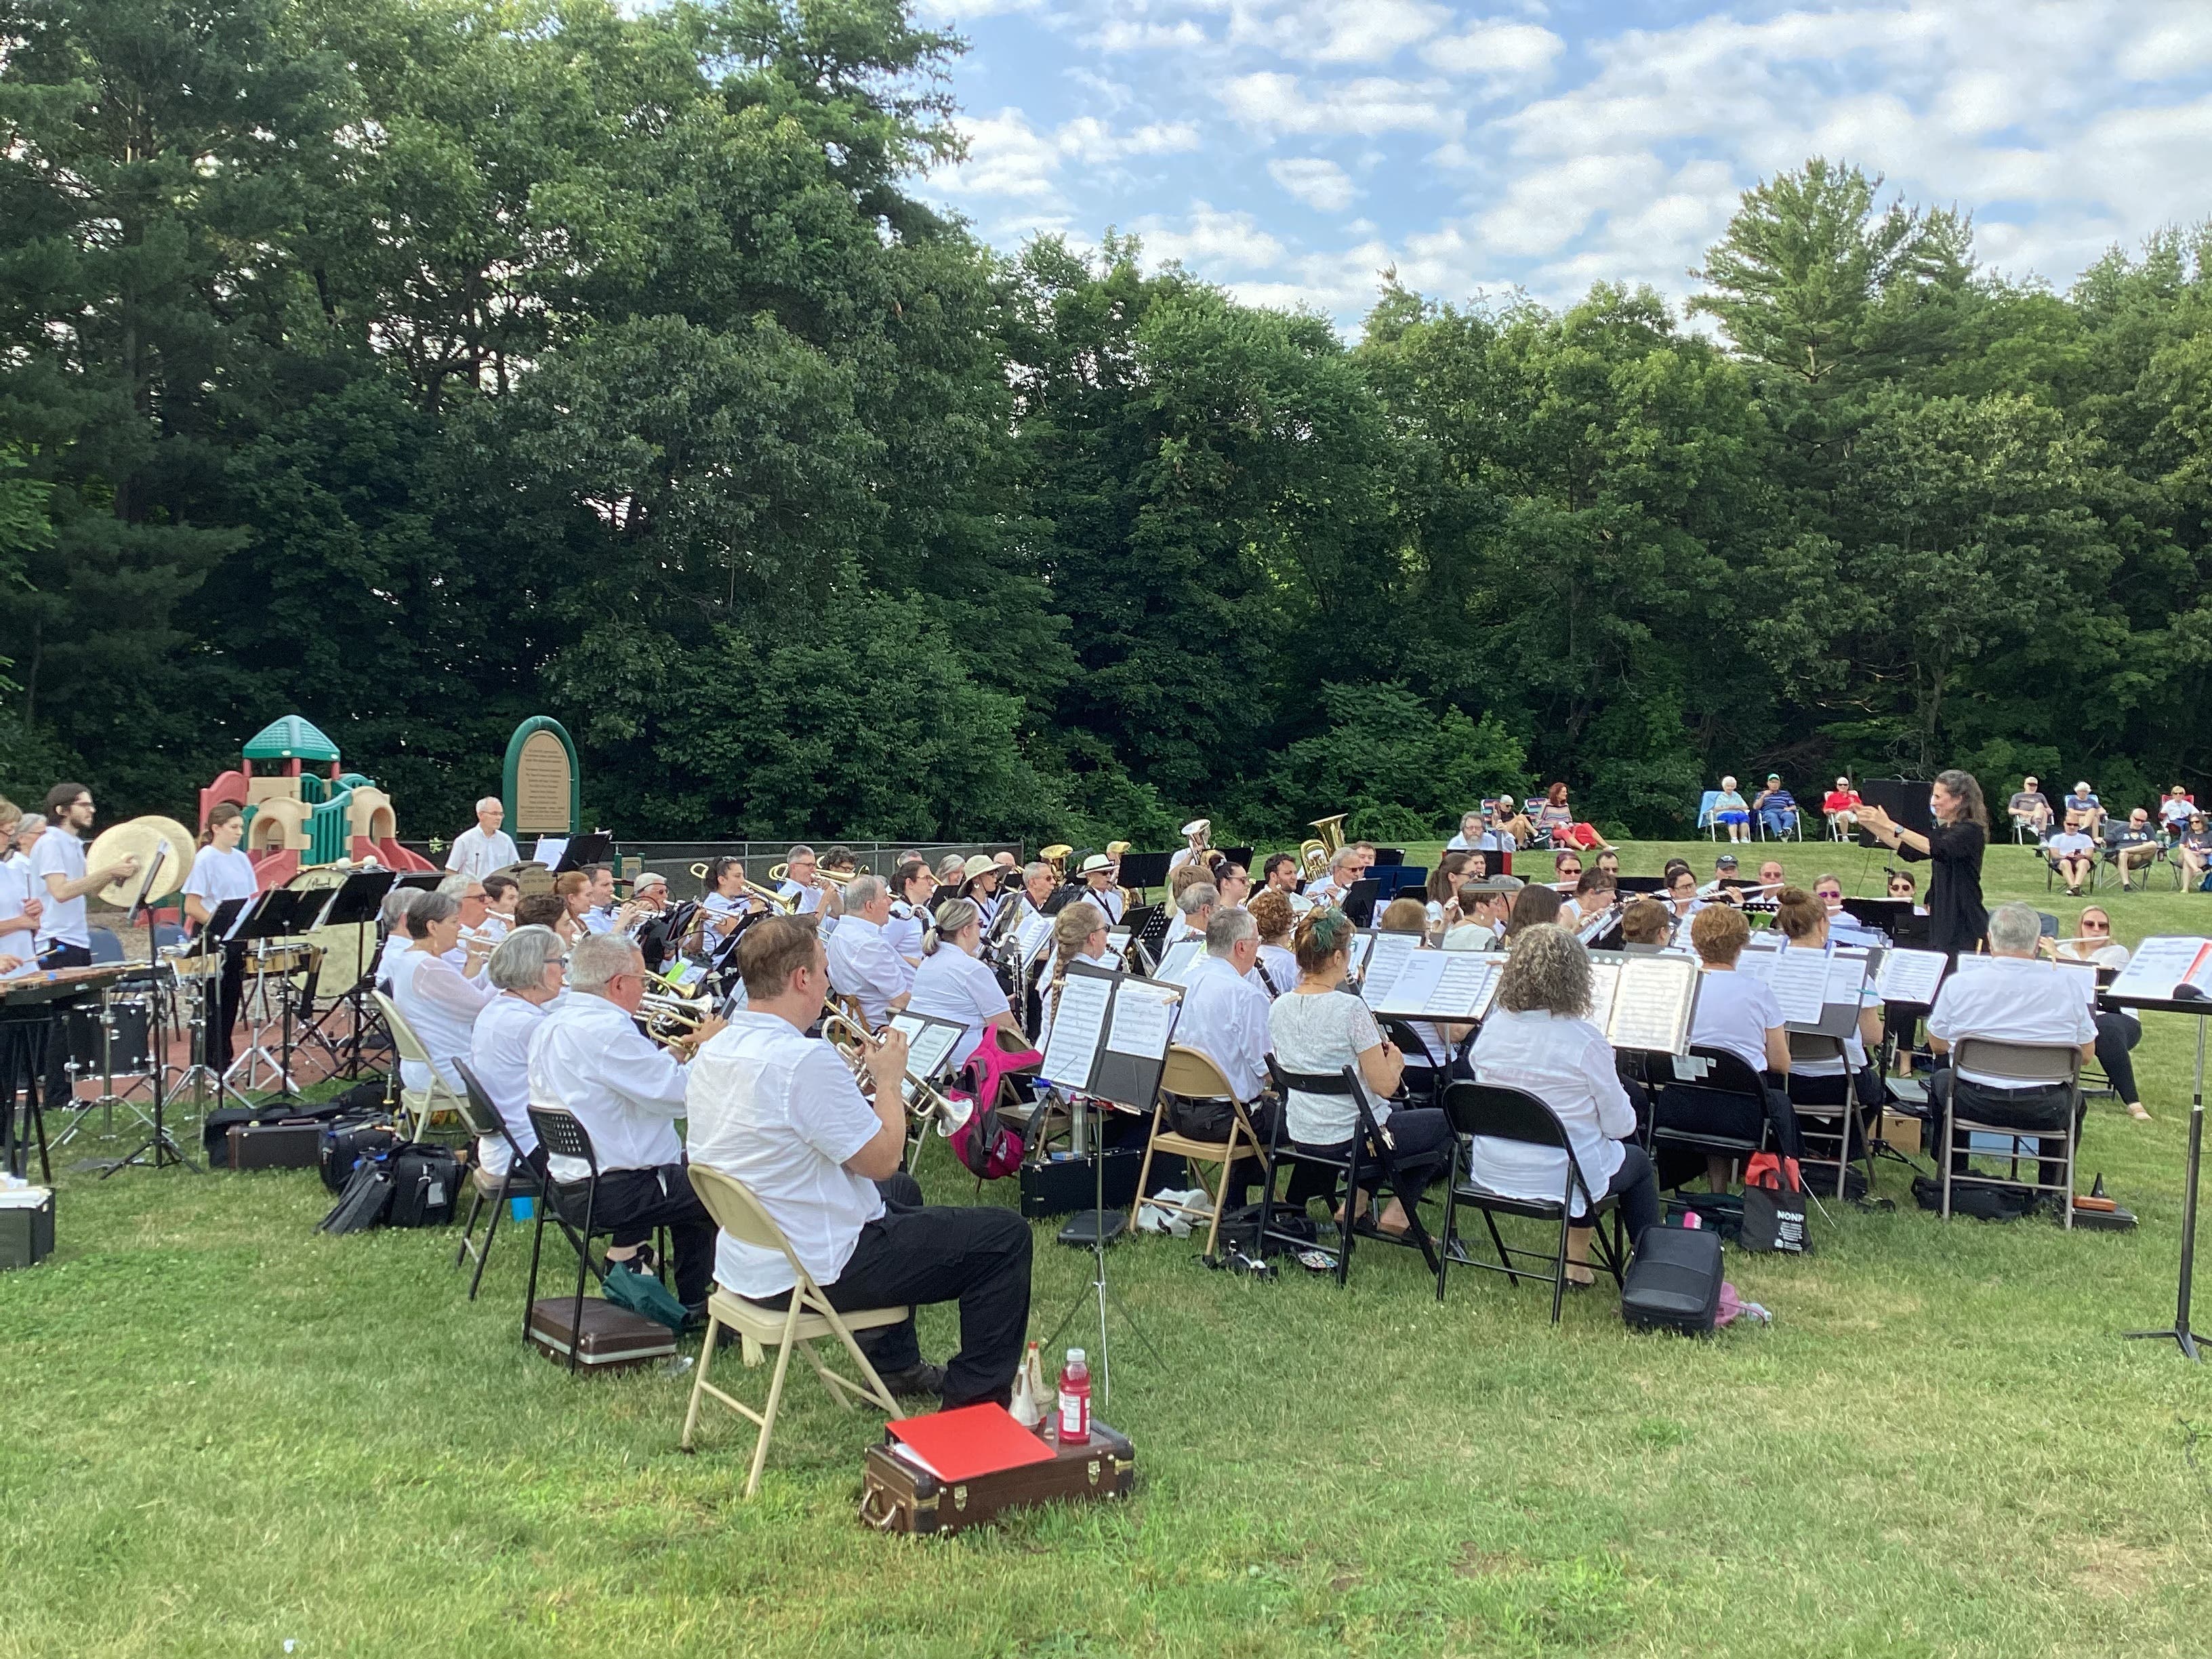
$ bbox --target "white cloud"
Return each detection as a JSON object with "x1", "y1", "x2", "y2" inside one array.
[
  {"x1": 1090, "y1": 18, "x2": 1209, "y2": 52},
  {"x1": 943, "y1": 108, "x2": 1203, "y2": 204},
  {"x1": 1135, "y1": 201, "x2": 1288, "y2": 270},
  {"x1": 1269, "y1": 157, "x2": 1358, "y2": 211},
  {"x1": 1221, "y1": 72, "x2": 1462, "y2": 136},
  {"x1": 1420, "y1": 19, "x2": 1564, "y2": 87}
]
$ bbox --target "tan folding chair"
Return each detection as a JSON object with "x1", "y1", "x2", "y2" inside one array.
[
  {"x1": 1130, "y1": 1044, "x2": 1266, "y2": 1258},
  {"x1": 682, "y1": 1164, "x2": 908, "y2": 1498},
  {"x1": 1943, "y1": 1038, "x2": 2082, "y2": 1229},
  {"x1": 370, "y1": 990, "x2": 467, "y2": 1141}
]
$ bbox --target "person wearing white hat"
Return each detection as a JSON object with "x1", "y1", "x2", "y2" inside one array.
[
  {"x1": 1076, "y1": 853, "x2": 1125, "y2": 924},
  {"x1": 2062, "y1": 781, "x2": 2103, "y2": 837},
  {"x1": 1167, "y1": 818, "x2": 1212, "y2": 878}
]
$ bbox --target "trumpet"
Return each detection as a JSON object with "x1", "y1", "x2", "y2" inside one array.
[
  {"x1": 823, "y1": 1008, "x2": 965, "y2": 1164},
  {"x1": 639, "y1": 978, "x2": 719, "y2": 1056},
  {"x1": 688, "y1": 861, "x2": 797, "y2": 916}
]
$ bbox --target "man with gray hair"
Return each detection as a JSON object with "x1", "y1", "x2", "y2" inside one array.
[
  {"x1": 1925, "y1": 902, "x2": 2098, "y2": 1196},
  {"x1": 1166, "y1": 906, "x2": 1277, "y2": 1203},
  {"x1": 468, "y1": 925, "x2": 567, "y2": 1180},
  {"x1": 1306, "y1": 846, "x2": 1361, "y2": 909},
  {"x1": 445, "y1": 796, "x2": 518, "y2": 880},
  {"x1": 527, "y1": 932, "x2": 727, "y2": 1308},
  {"x1": 777, "y1": 844, "x2": 825, "y2": 916},
  {"x1": 437, "y1": 871, "x2": 494, "y2": 973},
  {"x1": 1171, "y1": 882, "x2": 1218, "y2": 948},
  {"x1": 825, "y1": 874, "x2": 912, "y2": 1027}
]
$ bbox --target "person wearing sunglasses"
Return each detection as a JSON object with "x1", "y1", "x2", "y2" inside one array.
[
  {"x1": 2057, "y1": 908, "x2": 2149, "y2": 1122},
  {"x1": 1885, "y1": 870, "x2": 1923, "y2": 913}
]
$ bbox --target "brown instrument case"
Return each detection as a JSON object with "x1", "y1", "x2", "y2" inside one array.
[{"x1": 859, "y1": 1420, "x2": 1134, "y2": 1535}]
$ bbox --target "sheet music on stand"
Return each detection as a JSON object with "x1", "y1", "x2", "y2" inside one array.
[
  {"x1": 1952, "y1": 953, "x2": 2101, "y2": 1010},
  {"x1": 886, "y1": 1010, "x2": 968, "y2": 1105},
  {"x1": 1875, "y1": 947, "x2": 1948, "y2": 1006},
  {"x1": 1015, "y1": 911, "x2": 1054, "y2": 968},
  {"x1": 1151, "y1": 938, "x2": 1206, "y2": 987},
  {"x1": 1586, "y1": 951, "x2": 1700, "y2": 1053},
  {"x1": 2108, "y1": 937, "x2": 2212, "y2": 1002},
  {"x1": 1355, "y1": 930, "x2": 1422, "y2": 1004},
  {"x1": 1370, "y1": 950, "x2": 1504, "y2": 1021},
  {"x1": 1036, "y1": 962, "x2": 1183, "y2": 1110},
  {"x1": 1344, "y1": 929, "x2": 1376, "y2": 983}
]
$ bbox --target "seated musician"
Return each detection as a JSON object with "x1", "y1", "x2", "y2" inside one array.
[
  {"x1": 1305, "y1": 845, "x2": 1360, "y2": 909},
  {"x1": 2044, "y1": 817, "x2": 2096, "y2": 897},
  {"x1": 886, "y1": 860, "x2": 938, "y2": 962},
  {"x1": 1563, "y1": 869, "x2": 1618, "y2": 933},
  {"x1": 375, "y1": 888, "x2": 426, "y2": 989},
  {"x1": 1445, "y1": 874, "x2": 1520, "y2": 951},
  {"x1": 578, "y1": 865, "x2": 619, "y2": 933},
  {"x1": 1504, "y1": 882, "x2": 1563, "y2": 941},
  {"x1": 1213, "y1": 861, "x2": 1251, "y2": 910},
  {"x1": 1887, "y1": 869, "x2": 1921, "y2": 907},
  {"x1": 1171, "y1": 907, "x2": 1279, "y2": 1200},
  {"x1": 1772, "y1": 886, "x2": 1885, "y2": 1121},
  {"x1": 468, "y1": 925, "x2": 566, "y2": 1180},
  {"x1": 777, "y1": 844, "x2": 827, "y2": 916},
  {"x1": 1246, "y1": 889, "x2": 1298, "y2": 996},
  {"x1": 1619, "y1": 898, "x2": 1672, "y2": 947},
  {"x1": 1925, "y1": 903, "x2": 2097, "y2": 1194},
  {"x1": 1469, "y1": 923, "x2": 1662, "y2": 1282},
  {"x1": 1550, "y1": 848, "x2": 1584, "y2": 895},
  {"x1": 826, "y1": 874, "x2": 912, "y2": 1027},
  {"x1": 2057, "y1": 905, "x2": 2150, "y2": 1122},
  {"x1": 513, "y1": 891, "x2": 575, "y2": 942},
  {"x1": 1170, "y1": 881, "x2": 1217, "y2": 948},
  {"x1": 699, "y1": 856, "x2": 756, "y2": 943},
  {"x1": 180, "y1": 803, "x2": 258, "y2": 1076},
  {"x1": 528, "y1": 932, "x2": 726, "y2": 1309},
  {"x1": 438, "y1": 873, "x2": 495, "y2": 976},
  {"x1": 905, "y1": 898, "x2": 1017, "y2": 1072},
  {"x1": 1075, "y1": 852, "x2": 1124, "y2": 925},
  {"x1": 1261, "y1": 853, "x2": 1311, "y2": 917},
  {"x1": 1446, "y1": 810, "x2": 1487, "y2": 852},
  {"x1": 481, "y1": 874, "x2": 520, "y2": 940},
  {"x1": 1663, "y1": 863, "x2": 1703, "y2": 933},
  {"x1": 390, "y1": 893, "x2": 497, "y2": 1093},
  {"x1": 1813, "y1": 873, "x2": 1887, "y2": 947},
  {"x1": 1378, "y1": 895, "x2": 1459, "y2": 1078},
  {"x1": 958, "y1": 855, "x2": 1004, "y2": 928},
  {"x1": 1014, "y1": 860, "x2": 1057, "y2": 922},
  {"x1": 630, "y1": 870, "x2": 670, "y2": 918},
  {"x1": 1267, "y1": 907, "x2": 1449, "y2": 1237},
  {"x1": 445, "y1": 798, "x2": 520, "y2": 880},
  {"x1": 1698, "y1": 853, "x2": 1744, "y2": 904},
  {"x1": 1168, "y1": 818, "x2": 1212, "y2": 877},
  {"x1": 823, "y1": 845, "x2": 861, "y2": 880},
  {"x1": 1658, "y1": 904, "x2": 1799, "y2": 1192},
  {"x1": 555, "y1": 870, "x2": 596, "y2": 935},
  {"x1": 687, "y1": 916, "x2": 1033, "y2": 1406},
  {"x1": 1424, "y1": 851, "x2": 1473, "y2": 935},
  {"x1": 1755, "y1": 858, "x2": 1786, "y2": 901},
  {"x1": 1036, "y1": 901, "x2": 1112, "y2": 1048}
]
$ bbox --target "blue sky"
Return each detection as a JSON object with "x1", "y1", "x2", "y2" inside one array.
[{"x1": 912, "y1": 0, "x2": 2212, "y2": 329}]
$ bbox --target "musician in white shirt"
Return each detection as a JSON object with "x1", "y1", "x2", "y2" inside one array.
[
  {"x1": 577, "y1": 865, "x2": 619, "y2": 933},
  {"x1": 1166, "y1": 819, "x2": 1212, "y2": 877},
  {"x1": 1177, "y1": 909, "x2": 1272, "y2": 1104},
  {"x1": 884, "y1": 860, "x2": 937, "y2": 962},
  {"x1": 957, "y1": 855, "x2": 1004, "y2": 930},
  {"x1": 1170, "y1": 881, "x2": 1216, "y2": 948},
  {"x1": 1013, "y1": 861, "x2": 1057, "y2": 923},
  {"x1": 1774, "y1": 886, "x2": 1885, "y2": 1122},
  {"x1": 1469, "y1": 924, "x2": 1661, "y2": 1282},
  {"x1": 33, "y1": 781, "x2": 139, "y2": 967},
  {"x1": 905, "y1": 898, "x2": 1017, "y2": 1071},
  {"x1": 1445, "y1": 809, "x2": 1486, "y2": 852},
  {"x1": 527, "y1": 931, "x2": 726, "y2": 1307},
  {"x1": 697, "y1": 857, "x2": 758, "y2": 944},
  {"x1": 1304, "y1": 845, "x2": 1359, "y2": 909},
  {"x1": 1076, "y1": 853, "x2": 1124, "y2": 925},
  {"x1": 1260, "y1": 853, "x2": 1312, "y2": 918},
  {"x1": 0, "y1": 805, "x2": 41, "y2": 975},
  {"x1": 437, "y1": 872, "x2": 496, "y2": 977},
  {"x1": 826, "y1": 874, "x2": 913, "y2": 1027},
  {"x1": 480, "y1": 873, "x2": 519, "y2": 940},
  {"x1": 445, "y1": 798, "x2": 520, "y2": 880},
  {"x1": 1659, "y1": 903, "x2": 1798, "y2": 1191},
  {"x1": 776, "y1": 844, "x2": 827, "y2": 916},
  {"x1": 1444, "y1": 874, "x2": 1520, "y2": 951},
  {"x1": 1246, "y1": 890, "x2": 1298, "y2": 996},
  {"x1": 375, "y1": 886, "x2": 425, "y2": 988},
  {"x1": 1925, "y1": 902, "x2": 2098, "y2": 1192},
  {"x1": 468, "y1": 925, "x2": 565, "y2": 1178},
  {"x1": 390, "y1": 892, "x2": 497, "y2": 1096},
  {"x1": 1036, "y1": 901, "x2": 1111, "y2": 1050},
  {"x1": 182, "y1": 804, "x2": 262, "y2": 1077},
  {"x1": 686, "y1": 917, "x2": 1032, "y2": 1404}
]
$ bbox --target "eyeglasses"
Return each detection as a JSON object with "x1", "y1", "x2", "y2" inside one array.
[{"x1": 2082, "y1": 920, "x2": 2110, "y2": 932}]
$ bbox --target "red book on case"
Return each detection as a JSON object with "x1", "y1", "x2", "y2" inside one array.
[{"x1": 884, "y1": 1403, "x2": 1056, "y2": 1483}]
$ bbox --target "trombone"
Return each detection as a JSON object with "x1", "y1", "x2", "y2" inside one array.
[
  {"x1": 823, "y1": 1008, "x2": 965, "y2": 1172},
  {"x1": 688, "y1": 860, "x2": 798, "y2": 916}
]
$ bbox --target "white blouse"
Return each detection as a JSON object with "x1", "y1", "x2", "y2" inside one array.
[
  {"x1": 906, "y1": 944, "x2": 1012, "y2": 1069},
  {"x1": 391, "y1": 947, "x2": 497, "y2": 1092},
  {"x1": 1268, "y1": 989, "x2": 1385, "y2": 1144},
  {"x1": 1467, "y1": 1007, "x2": 1633, "y2": 1206}
]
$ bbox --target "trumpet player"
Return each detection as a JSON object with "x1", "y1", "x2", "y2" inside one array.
[
  {"x1": 827, "y1": 874, "x2": 914, "y2": 1027},
  {"x1": 527, "y1": 933, "x2": 726, "y2": 1307}
]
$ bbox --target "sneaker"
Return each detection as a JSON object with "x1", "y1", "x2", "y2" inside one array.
[{"x1": 876, "y1": 1361, "x2": 947, "y2": 1399}]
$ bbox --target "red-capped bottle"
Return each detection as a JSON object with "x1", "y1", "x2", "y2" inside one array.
[{"x1": 1056, "y1": 1348, "x2": 1090, "y2": 1444}]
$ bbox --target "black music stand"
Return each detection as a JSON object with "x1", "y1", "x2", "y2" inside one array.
[
  {"x1": 304, "y1": 869, "x2": 396, "y2": 1079},
  {"x1": 552, "y1": 833, "x2": 613, "y2": 874},
  {"x1": 1841, "y1": 896, "x2": 1929, "y2": 948},
  {"x1": 1853, "y1": 779, "x2": 1931, "y2": 848},
  {"x1": 1216, "y1": 846, "x2": 1254, "y2": 873},
  {"x1": 2115, "y1": 986, "x2": 2212, "y2": 1359},
  {"x1": 1114, "y1": 852, "x2": 1172, "y2": 895},
  {"x1": 92, "y1": 857, "x2": 199, "y2": 1176},
  {"x1": 226, "y1": 889, "x2": 312, "y2": 1094},
  {"x1": 1342, "y1": 876, "x2": 1381, "y2": 926}
]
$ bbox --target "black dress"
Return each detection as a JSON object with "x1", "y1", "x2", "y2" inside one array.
[{"x1": 1900, "y1": 821, "x2": 1987, "y2": 954}]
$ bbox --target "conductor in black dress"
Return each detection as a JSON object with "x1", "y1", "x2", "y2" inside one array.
[{"x1": 1852, "y1": 770, "x2": 1990, "y2": 956}]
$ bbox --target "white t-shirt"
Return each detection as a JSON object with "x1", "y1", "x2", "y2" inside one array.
[
  {"x1": 1687, "y1": 967, "x2": 1783, "y2": 1075},
  {"x1": 0, "y1": 857, "x2": 37, "y2": 977},
  {"x1": 468, "y1": 992, "x2": 549, "y2": 1175},
  {"x1": 31, "y1": 829, "x2": 88, "y2": 951},
  {"x1": 1268, "y1": 989, "x2": 1385, "y2": 1143},
  {"x1": 183, "y1": 846, "x2": 259, "y2": 918},
  {"x1": 1176, "y1": 953, "x2": 1273, "y2": 1103},
  {"x1": 445, "y1": 826, "x2": 520, "y2": 880},
  {"x1": 1467, "y1": 1007, "x2": 1634, "y2": 1206},
  {"x1": 906, "y1": 944, "x2": 1012, "y2": 1069},
  {"x1": 1927, "y1": 956, "x2": 2098, "y2": 1088},
  {"x1": 2046, "y1": 831, "x2": 2093, "y2": 860},
  {"x1": 687, "y1": 1011, "x2": 886, "y2": 1298}
]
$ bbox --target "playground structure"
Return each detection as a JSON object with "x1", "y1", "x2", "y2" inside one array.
[{"x1": 197, "y1": 715, "x2": 436, "y2": 890}]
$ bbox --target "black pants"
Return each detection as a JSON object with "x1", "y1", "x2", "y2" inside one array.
[
  {"x1": 2093, "y1": 1010, "x2": 2141, "y2": 1105},
  {"x1": 581, "y1": 1164, "x2": 718, "y2": 1307},
  {"x1": 35, "y1": 944, "x2": 90, "y2": 1109},
  {"x1": 1292, "y1": 1105, "x2": 1452, "y2": 1207},
  {"x1": 207, "y1": 942, "x2": 247, "y2": 1079},
  {"x1": 760, "y1": 1172, "x2": 1033, "y2": 1409},
  {"x1": 1653, "y1": 1080, "x2": 1804, "y2": 1166},
  {"x1": 1933, "y1": 1069, "x2": 2083, "y2": 1190},
  {"x1": 1574, "y1": 1143, "x2": 1662, "y2": 1252},
  {"x1": 1168, "y1": 1094, "x2": 1282, "y2": 1208}
]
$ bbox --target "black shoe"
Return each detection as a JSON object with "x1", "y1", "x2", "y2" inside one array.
[{"x1": 876, "y1": 1361, "x2": 947, "y2": 1399}]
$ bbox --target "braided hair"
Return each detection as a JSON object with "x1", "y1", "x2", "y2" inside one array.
[{"x1": 1047, "y1": 900, "x2": 1107, "y2": 1026}]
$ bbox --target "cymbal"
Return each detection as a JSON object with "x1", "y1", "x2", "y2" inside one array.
[{"x1": 85, "y1": 816, "x2": 199, "y2": 907}]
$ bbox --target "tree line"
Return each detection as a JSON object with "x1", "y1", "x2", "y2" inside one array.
[{"x1": 3, "y1": 0, "x2": 2207, "y2": 849}]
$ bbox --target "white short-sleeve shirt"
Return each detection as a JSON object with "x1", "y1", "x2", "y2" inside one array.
[
  {"x1": 31, "y1": 830, "x2": 88, "y2": 951},
  {"x1": 1268, "y1": 989, "x2": 1386, "y2": 1143},
  {"x1": 1687, "y1": 968, "x2": 1783, "y2": 1075},
  {"x1": 1468, "y1": 1007, "x2": 1635, "y2": 1206},
  {"x1": 1928, "y1": 956, "x2": 2098, "y2": 1088},
  {"x1": 445, "y1": 826, "x2": 520, "y2": 880},
  {"x1": 905, "y1": 944, "x2": 1012, "y2": 1069},
  {"x1": 1176, "y1": 953, "x2": 1273, "y2": 1103},
  {"x1": 183, "y1": 846, "x2": 259, "y2": 916}
]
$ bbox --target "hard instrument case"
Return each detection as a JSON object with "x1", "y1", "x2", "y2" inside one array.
[
  {"x1": 859, "y1": 1419, "x2": 1135, "y2": 1535},
  {"x1": 526, "y1": 1296, "x2": 677, "y2": 1372}
]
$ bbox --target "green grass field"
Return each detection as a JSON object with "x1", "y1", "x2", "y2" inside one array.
[{"x1": 7, "y1": 838, "x2": 2212, "y2": 1657}]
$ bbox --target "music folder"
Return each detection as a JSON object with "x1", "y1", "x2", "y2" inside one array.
[
  {"x1": 202, "y1": 896, "x2": 252, "y2": 949},
  {"x1": 1584, "y1": 951, "x2": 1700, "y2": 1054},
  {"x1": 884, "y1": 1009, "x2": 967, "y2": 1095},
  {"x1": 1353, "y1": 929, "x2": 1422, "y2": 1004},
  {"x1": 1035, "y1": 962, "x2": 1181, "y2": 1111}
]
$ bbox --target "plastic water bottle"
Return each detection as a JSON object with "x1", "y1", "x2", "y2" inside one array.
[{"x1": 1057, "y1": 1349, "x2": 1091, "y2": 1444}]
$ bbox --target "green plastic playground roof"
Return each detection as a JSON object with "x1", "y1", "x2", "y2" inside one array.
[{"x1": 243, "y1": 715, "x2": 340, "y2": 762}]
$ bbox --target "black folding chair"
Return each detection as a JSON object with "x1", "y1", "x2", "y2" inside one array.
[
  {"x1": 1260, "y1": 1058, "x2": 1441, "y2": 1286},
  {"x1": 1644, "y1": 1046, "x2": 1775, "y2": 1191},
  {"x1": 522, "y1": 1105, "x2": 668, "y2": 1372},
  {"x1": 1437, "y1": 1081, "x2": 1627, "y2": 1324},
  {"x1": 1375, "y1": 1014, "x2": 1446, "y2": 1111},
  {"x1": 451, "y1": 1059, "x2": 542, "y2": 1303},
  {"x1": 1784, "y1": 1033, "x2": 1877, "y2": 1202}
]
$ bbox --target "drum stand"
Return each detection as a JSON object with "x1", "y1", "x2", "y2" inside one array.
[
  {"x1": 173, "y1": 963, "x2": 249, "y2": 1115},
  {"x1": 226, "y1": 945, "x2": 296, "y2": 1095},
  {"x1": 97, "y1": 940, "x2": 198, "y2": 1177},
  {"x1": 50, "y1": 987, "x2": 156, "y2": 1151}
]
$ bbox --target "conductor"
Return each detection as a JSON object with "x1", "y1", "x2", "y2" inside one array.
[{"x1": 1853, "y1": 769, "x2": 1989, "y2": 955}]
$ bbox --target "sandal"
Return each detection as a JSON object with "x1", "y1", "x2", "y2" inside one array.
[{"x1": 2128, "y1": 1102, "x2": 2153, "y2": 1122}]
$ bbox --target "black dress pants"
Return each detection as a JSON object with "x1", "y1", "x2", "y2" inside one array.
[
  {"x1": 1933, "y1": 1069, "x2": 2082, "y2": 1191},
  {"x1": 760, "y1": 1172, "x2": 1034, "y2": 1409},
  {"x1": 586, "y1": 1164, "x2": 718, "y2": 1306}
]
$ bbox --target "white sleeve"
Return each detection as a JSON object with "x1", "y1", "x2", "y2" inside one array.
[
  {"x1": 1584, "y1": 1029, "x2": 1635, "y2": 1139},
  {"x1": 417, "y1": 960, "x2": 498, "y2": 1021},
  {"x1": 592, "y1": 1026, "x2": 690, "y2": 1120},
  {"x1": 794, "y1": 1045, "x2": 882, "y2": 1165},
  {"x1": 445, "y1": 834, "x2": 466, "y2": 872}
]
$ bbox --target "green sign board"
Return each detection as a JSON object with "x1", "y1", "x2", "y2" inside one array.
[{"x1": 502, "y1": 716, "x2": 581, "y2": 837}]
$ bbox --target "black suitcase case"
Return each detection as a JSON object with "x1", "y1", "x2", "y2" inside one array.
[
  {"x1": 226, "y1": 1120, "x2": 325, "y2": 1171},
  {"x1": 527, "y1": 1297, "x2": 678, "y2": 1372},
  {"x1": 1620, "y1": 1223, "x2": 1724, "y2": 1335}
]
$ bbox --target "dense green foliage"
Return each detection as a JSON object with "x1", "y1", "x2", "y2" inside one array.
[{"x1": 3, "y1": 1, "x2": 2209, "y2": 843}]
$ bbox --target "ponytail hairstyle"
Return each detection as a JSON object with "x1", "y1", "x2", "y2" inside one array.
[
  {"x1": 1047, "y1": 900, "x2": 1106, "y2": 1025},
  {"x1": 200, "y1": 801, "x2": 244, "y2": 848},
  {"x1": 926, "y1": 897, "x2": 980, "y2": 956}
]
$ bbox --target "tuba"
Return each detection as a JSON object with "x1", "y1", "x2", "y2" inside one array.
[{"x1": 1300, "y1": 811, "x2": 1348, "y2": 882}]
